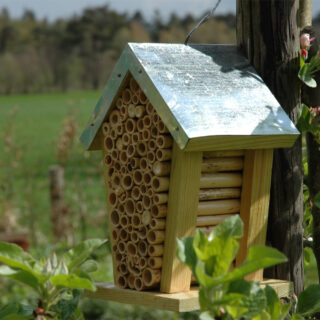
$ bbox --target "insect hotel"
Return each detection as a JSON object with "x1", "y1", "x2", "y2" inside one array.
[{"x1": 81, "y1": 43, "x2": 299, "y2": 311}]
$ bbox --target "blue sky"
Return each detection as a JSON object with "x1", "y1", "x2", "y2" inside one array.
[{"x1": 1, "y1": 1, "x2": 320, "y2": 22}]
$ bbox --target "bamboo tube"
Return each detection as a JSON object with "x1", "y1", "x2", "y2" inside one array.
[
  {"x1": 120, "y1": 105, "x2": 128, "y2": 121},
  {"x1": 148, "y1": 257, "x2": 162, "y2": 269},
  {"x1": 127, "y1": 145, "x2": 138, "y2": 158},
  {"x1": 196, "y1": 214, "x2": 236, "y2": 227},
  {"x1": 139, "y1": 89, "x2": 148, "y2": 104},
  {"x1": 110, "y1": 110, "x2": 121, "y2": 127},
  {"x1": 151, "y1": 204, "x2": 167, "y2": 218},
  {"x1": 148, "y1": 244, "x2": 163, "y2": 257},
  {"x1": 137, "y1": 141, "x2": 147, "y2": 156},
  {"x1": 120, "y1": 166, "x2": 127, "y2": 175},
  {"x1": 156, "y1": 149, "x2": 172, "y2": 161},
  {"x1": 117, "y1": 241, "x2": 126, "y2": 254},
  {"x1": 116, "y1": 124, "x2": 124, "y2": 136},
  {"x1": 198, "y1": 200, "x2": 240, "y2": 216},
  {"x1": 139, "y1": 257, "x2": 148, "y2": 269},
  {"x1": 156, "y1": 135, "x2": 173, "y2": 148},
  {"x1": 140, "y1": 184, "x2": 147, "y2": 194},
  {"x1": 132, "y1": 132, "x2": 139, "y2": 144},
  {"x1": 111, "y1": 228, "x2": 120, "y2": 242},
  {"x1": 142, "y1": 129, "x2": 151, "y2": 141},
  {"x1": 110, "y1": 174, "x2": 121, "y2": 187},
  {"x1": 104, "y1": 137, "x2": 114, "y2": 152},
  {"x1": 151, "y1": 176, "x2": 170, "y2": 192},
  {"x1": 134, "y1": 277, "x2": 147, "y2": 291},
  {"x1": 150, "y1": 218, "x2": 166, "y2": 230},
  {"x1": 108, "y1": 167, "x2": 115, "y2": 178},
  {"x1": 138, "y1": 240, "x2": 148, "y2": 256},
  {"x1": 146, "y1": 188, "x2": 154, "y2": 197},
  {"x1": 140, "y1": 158, "x2": 148, "y2": 170},
  {"x1": 117, "y1": 203, "x2": 125, "y2": 214},
  {"x1": 133, "y1": 94, "x2": 140, "y2": 105},
  {"x1": 132, "y1": 214, "x2": 142, "y2": 228},
  {"x1": 121, "y1": 174, "x2": 133, "y2": 190},
  {"x1": 119, "y1": 151, "x2": 128, "y2": 164},
  {"x1": 137, "y1": 118, "x2": 144, "y2": 131},
  {"x1": 122, "y1": 133, "x2": 131, "y2": 146},
  {"x1": 132, "y1": 186, "x2": 141, "y2": 201},
  {"x1": 147, "y1": 151, "x2": 156, "y2": 164},
  {"x1": 153, "y1": 193, "x2": 168, "y2": 205},
  {"x1": 158, "y1": 120, "x2": 169, "y2": 133},
  {"x1": 202, "y1": 157, "x2": 244, "y2": 173},
  {"x1": 203, "y1": 150, "x2": 245, "y2": 158},
  {"x1": 112, "y1": 244, "x2": 118, "y2": 253},
  {"x1": 109, "y1": 192, "x2": 118, "y2": 207},
  {"x1": 117, "y1": 274, "x2": 128, "y2": 289},
  {"x1": 102, "y1": 122, "x2": 111, "y2": 137},
  {"x1": 153, "y1": 161, "x2": 171, "y2": 177},
  {"x1": 104, "y1": 154, "x2": 112, "y2": 166},
  {"x1": 127, "y1": 225, "x2": 133, "y2": 234},
  {"x1": 116, "y1": 137, "x2": 123, "y2": 151},
  {"x1": 152, "y1": 113, "x2": 159, "y2": 124},
  {"x1": 200, "y1": 173, "x2": 242, "y2": 188},
  {"x1": 130, "y1": 157, "x2": 140, "y2": 169},
  {"x1": 133, "y1": 170, "x2": 143, "y2": 185},
  {"x1": 142, "y1": 210, "x2": 152, "y2": 225},
  {"x1": 136, "y1": 201, "x2": 143, "y2": 213},
  {"x1": 111, "y1": 150, "x2": 119, "y2": 161},
  {"x1": 147, "y1": 230, "x2": 165, "y2": 244},
  {"x1": 130, "y1": 78, "x2": 139, "y2": 93},
  {"x1": 128, "y1": 104, "x2": 136, "y2": 118},
  {"x1": 131, "y1": 231, "x2": 140, "y2": 243},
  {"x1": 120, "y1": 215, "x2": 129, "y2": 228},
  {"x1": 142, "y1": 196, "x2": 151, "y2": 211},
  {"x1": 128, "y1": 274, "x2": 135, "y2": 289},
  {"x1": 146, "y1": 101, "x2": 154, "y2": 115},
  {"x1": 139, "y1": 226, "x2": 147, "y2": 239},
  {"x1": 143, "y1": 172, "x2": 152, "y2": 186},
  {"x1": 142, "y1": 268, "x2": 161, "y2": 287},
  {"x1": 127, "y1": 163, "x2": 133, "y2": 172},
  {"x1": 151, "y1": 127, "x2": 158, "y2": 138},
  {"x1": 110, "y1": 209, "x2": 120, "y2": 227},
  {"x1": 110, "y1": 128, "x2": 117, "y2": 139},
  {"x1": 119, "y1": 263, "x2": 128, "y2": 275},
  {"x1": 122, "y1": 88, "x2": 132, "y2": 104},
  {"x1": 143, "y1": 115, "x2": 152, "y2": 128},
  {"x1": 127, "y1": 241, "x2": 138, "y2": 256},
  {"x1": 120, "y1": 228, "x2": 130, "y2": 242},
  {"x1": 135, "y1": 105, "x2": 146, "y2": 118},
  {"x1": 125, "y1": 118, "x2": 136, "y2": 134},
  {"x1": 115, "y1": 252, "x2": 123, "y2": 263},
  {"x1": 118, "y1": 191, "x2": 129, "y2": 204},
  {"x1": 199, "y1": 188, "x2": 241, "y2": 201},
  {"x1": 114, "y1": 161, "x2": 121, "y2": 171},
  {"x1": 116, "y1": 97, "x2": 123, "y2": 109},
  {"x1": 125, "y1": 198, "x2": 135, "y2": 216}
]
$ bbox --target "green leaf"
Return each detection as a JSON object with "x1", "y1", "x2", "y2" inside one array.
[
  {"x1": 78, "y1": 260, "x2": 98, "y2": 273},
  {"x1": 177, "y1": 237, "x2": 197, "y2": 275},
  {"x1": 264, "y1": 285, "x2": 290, "y2": 320},
  {"x1": 64, "y1": 239, "x2": 107, "y2": 271},
  {"x1": 314, "y1": 192, "x2": 320, "y2": 209},
  {"x1": 0, "y1": 242, "x2": 44, "y2": 281},
  {"x1": 211, "y1": 215, "x2": 243, "y2": 240},
  {"x1": 297, "y1": 104, "x2": 312, "y2": 133},
  {"x1": 0, "y1": 265, "x2": 40, "y2": 291},
  {"x1": 297, "y1": 284, "x2": 320, "y2": 315},
  {"x1": 199, "y1": 311, "x2": 214, "y2": 320},
  {"x1": 298, "y1": 64, "x2": 317, "y2": 88},
  {"x1": 50, "y1": 274, "x2": 96, "y2": 291},
  {"x1": 0, "y1": 303, "x2": 33, "y2": 320}
]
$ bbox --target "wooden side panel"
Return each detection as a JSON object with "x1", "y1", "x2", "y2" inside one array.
[
  {"x1": 236, "y1": 149, "x2": 274, "y2": 280},
  {"x1": 160, "y1": 143, "x2": 202, "y2": 293}
]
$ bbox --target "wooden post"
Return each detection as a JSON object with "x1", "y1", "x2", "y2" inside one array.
[
  {"x1": 160, "y1": 142, "x2": 202, "y2": 293},
  {"x1": 236, "y1": 149, "x2": 273, "y2": 280},
  {"x1": 237, "y1": 0, "x2": 304, "y2": 294}
]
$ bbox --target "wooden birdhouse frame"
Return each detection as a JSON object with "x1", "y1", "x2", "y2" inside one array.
[{"x1": 81, "y1": 43, "x2": 299, "y2": 311}]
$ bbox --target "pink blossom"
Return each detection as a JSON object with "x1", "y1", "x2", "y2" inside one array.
[{"x1": 300, "y1": 33, "x2": 313, "y2": 49}]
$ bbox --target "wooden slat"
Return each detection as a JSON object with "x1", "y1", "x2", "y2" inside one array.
[
  {"x1": 203, "y1": 150, "x2": 245, "y2": 158},
  {"x1": 236, "y1": 149, "x2": 274, "y2": 281},
  {"x1": 197, "y1": 199, "x2": 240, "y2": 216},
  {"x1": 199, "y1": 188, "x2": 241, "y2": 201},
  {"x1": 196, "y1": 214, "x2": 237, "y2": 227},
  {"x1": 200, "y1": 173, "x2": 242, "y2": 188},
  {"x1": 201, "y1": 157, "x2": 244, "y2": 172},
  {"x1": 85, "y1": 279, "x2": 292, "y2": 312},
  {"x1": 160, "y1": 142, "x2": 202, "y2": 293}
]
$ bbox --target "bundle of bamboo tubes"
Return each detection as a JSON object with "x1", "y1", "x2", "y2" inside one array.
[{"x1": 102, "y1": 76, "x2": 172, "y2": 291}]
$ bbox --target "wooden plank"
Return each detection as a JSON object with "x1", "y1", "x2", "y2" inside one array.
[
  {"x1": 184, "y1": 135, "x2": 298, "y2": 152},
  {"x1": 236, "y1": 149, "x2": 274, "y2": 281},
  {"x1": 85, "y1": 279, "x2": 292, "y2": 312},
  {"x1": 160, "y1": 142, "x2": 202, "y2": 293}
]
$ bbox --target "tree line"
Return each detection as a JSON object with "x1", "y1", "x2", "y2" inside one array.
[{"x1": 0, "y1": 6, "x2": 236, "y2": 94}]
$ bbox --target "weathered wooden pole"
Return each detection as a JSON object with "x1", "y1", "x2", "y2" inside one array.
[{"x1": 236, "y1": 0, "x2": 304, "y2": 294}]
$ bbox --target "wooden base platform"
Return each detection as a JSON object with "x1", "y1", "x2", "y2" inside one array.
[{"x1": 85, "y1": 279, "x2": 293, "y2": 312}]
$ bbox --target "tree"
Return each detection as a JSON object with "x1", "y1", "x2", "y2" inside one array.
[{"x1": 237, "y1": 0, "x2": 304, "y2": 294}]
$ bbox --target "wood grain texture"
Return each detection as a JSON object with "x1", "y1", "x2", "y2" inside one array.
[
  {"x1": 160, "y1": 142, "x2": 202, "y2": 293},
  {"x1": 203, "y1": 150, "x2": 245, "y2": 158},
  {"x1": 201, "y1": 157, "x2": 244, "y2": 172},
  {"x1": 197, "y1": 199, "x2": 240, "y2": 216},
  {"x1": 85, "y1": 279, "x2": 292, "y2": 312},
  {"x1": 198, "y1": 188, "x2": 241, "y2": 201},
  {"x1": 200, "y1": 173, "x2": 242, "y2": 189},
  {"x1": 236, "y1": 149, "x2": 273, "y2": 281}
]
